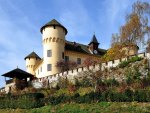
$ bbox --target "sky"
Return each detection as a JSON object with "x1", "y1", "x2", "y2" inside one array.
[{"x1": 0, "y1": 0, "x2": 149, "y2": 88}]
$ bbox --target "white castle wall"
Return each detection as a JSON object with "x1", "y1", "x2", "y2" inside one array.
[
  {"x1": 0, "y1": 87, "x2": 5, "y2": 93},
  {"x1": 32, "y1": 52, "x2": 150, "y2": 88},
  {"x1": 5, "y1": 82, "x2": 15, "y2": 93}
]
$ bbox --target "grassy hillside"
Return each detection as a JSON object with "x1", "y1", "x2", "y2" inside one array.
[{"x1": 0, "y1": 102, "x2": 150, "y2": 113}]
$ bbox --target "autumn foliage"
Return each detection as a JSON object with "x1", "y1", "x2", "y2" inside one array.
[
  {"x1": 83, "y1": 57, "x2": 97, "y2": 67},
  {"x1": 56, "y1": 60, "x2": 77, "y2": 71},
  {"x1": 120, "y1": 1, "x2": 150, "y2": 47},
  {"x1": 120, "y1": 14, "x2": 142, "y2": 44},
  {"x1": 103, "y1": 44, "x2": 126, "y2": 61},
  {"x1": 104, "y1": 1, "x2": 150, "y2": 61}
]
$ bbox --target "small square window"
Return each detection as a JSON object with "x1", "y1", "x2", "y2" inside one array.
[
  {"x1": 40, "y1": 67, "x2": 42, "y2": 72},
  {"x1": 47, "y1": 50, "x2": 52, "y2": 57},
  {"x1": 65, "y1": 56, "x2": 69, "y2": 62},
  {"x1": 77, "y1": 58, "x2": 81, "y2": 64},
  {"x1": 62, "y1": 52, "x2": 64, "y2": 59},
  {"x1": 47, "y1": 64, "x2": 52, "y2": 71}
]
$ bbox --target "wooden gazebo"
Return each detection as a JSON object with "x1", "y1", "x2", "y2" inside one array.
[{"x1": 1, "y1": 68, "x2": 35, "y2": 92}]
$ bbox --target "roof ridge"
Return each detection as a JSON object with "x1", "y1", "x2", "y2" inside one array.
[{"x1": 65, "y1": 40, "x2": 106, "y2": 51}]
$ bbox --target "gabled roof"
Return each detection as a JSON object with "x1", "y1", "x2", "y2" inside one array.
[
  {"x1": 1, "y1": 68, "x2": 34, "y2": 79},
  {"x1": 40, "y1": 19, "x2": 67, "y2": 34},
  {"x1": 88, "y1": 34, "x2": 99, "y2": 45},
  {"x1": 24, "y1": 52, "x2": 41, "y2": 60},
  {"x1": 65, "y1": 40, "x2": 106, "y2": 56}
]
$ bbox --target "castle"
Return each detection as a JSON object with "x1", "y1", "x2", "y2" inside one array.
[
  {"x1": 24, "y1": 19, "x2": 106, "y2": 78},
  {"x1": 1, "y1": 19, "x2": 139, "y2": 93}
]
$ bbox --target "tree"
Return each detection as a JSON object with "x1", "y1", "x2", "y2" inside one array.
[
  {"x1": 82, "y1": 58, "x2": 102, "y2": 92},
  {"x1": 56, "y1": 60, "x2": 77, "y2": 72},
  {"x1": 83, "y1": 57, "x2": 97, "y2": 67},
  {"x1": 111, "y1": 33, "x2": 120, "y2": 47},
  {"x1": 104, "y1": 1, "x2": 150, "y2": 60},
  {"x1": 120, "y1": 13, "x2": 142, "y2": 44},
  {"x1": 146, "y1": 38, "x2": 150, "y2": 52},
  {"x1": 120, "y1": 1, "x2": 150, "y2": 48},
  {"x1": 57, "y1": 76, "x2": 69, "y2": 89},
  {"x1": 103, "y1": 44, "x2": 126, "y2": 61}
]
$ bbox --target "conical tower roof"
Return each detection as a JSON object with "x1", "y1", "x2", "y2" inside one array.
[
  {"x1": 24, "y1": 52, "x2": 41, "y2": 60},
  {"x1": 40, "y1": 19, "x2": 67, "y2": 34},
  {"x1": 88, "y1": 34, "x2": 99, "y2": 45}
]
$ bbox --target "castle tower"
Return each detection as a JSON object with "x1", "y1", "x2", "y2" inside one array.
[
  {"x1": 40, "y1": 19, "x2": 67, "y2": 76},
  {"x1": 24, "y1": 52, "x2": 41, "y2": 75},
  {"x1": 88, "y1": 34, "x2": 99, "y2": 54}
]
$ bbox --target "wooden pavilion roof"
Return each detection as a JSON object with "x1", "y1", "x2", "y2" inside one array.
[{"x1": 1, "y1": 68, "x2": 34, "y2": 79}]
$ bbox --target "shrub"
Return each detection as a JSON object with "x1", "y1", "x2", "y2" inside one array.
[
  {"x1": 126, "y1": 76, "x2": 133, "y2": 85},
  {"x1": 129, "y1": 56, "x2": 142, "y2": 63},
  {"x1": 104, "y1": 78, "x2": 119, "y2": 87},
  {"x1": 134, "y1": 90, "x2": 147, "y2": 102},
  {"x1": 75, "y1": 96, "x2": 85, "y2": 103},
  {"x1": 74, "y1": 92, "x2": 101, "y2": 103},
  {"x1": 82, "y1": 77, "x2": 93, "y2": 87},
  {"x1": 108, "y1": 92, "x2": 126, "y2": 102},
  {"x1": 0, "y1": 93, "x2": 44, "y2": 109},
  {"x1": 74, "y1": 78, "x2": 81, "y2": 87},
  {"x1": 119, "y1": 60, "x2": 129, "y2": 68},
  {"x1": 57, "y1": 77, "x2": 69, "y2": 89},
  {"x1": 142, "y1": 76, "x2": 150, "y2": 87},
  {"x1": 125, "y1": 66, "x2": 142, "y2": 85},
  {"x1": 87, "y1": 91, "x2": 101, "y2": 102},
  {"x1": 45, "y1": 94, "x2": 70, "y2": 105},
  {"x1": 124, "y1": 88, "x2": 134, "y2": 102},
  {"x1": 119, "y1": 56, "x2": 142, "y2": 68},
  {"x1": 72, "y1": 93, "x2": 80, "y2": 98}
]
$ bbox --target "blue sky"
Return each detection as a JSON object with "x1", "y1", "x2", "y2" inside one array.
[{"x1": 0, "y1": 0, "x2": 149, "y2": 87}]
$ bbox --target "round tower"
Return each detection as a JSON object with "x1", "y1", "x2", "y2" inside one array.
[
  {"x1": 24, "y1": 52, "x2": 41, "y2": 75},
  {"x1": 40, "y1": 19, "x2": 67, "y2": 76}
]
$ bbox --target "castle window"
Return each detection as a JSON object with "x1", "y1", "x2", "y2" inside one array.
[
  {"x1": 47, "y1": 64, "x2": 52, "y2": 71},
  {"x1": 65, "y1": 56, "x2": 69, "y2": 62},
  {"x1": 77, "y1": 58, "x2": 81, "y2": 65},
  {"x1": 62, "y1": 52, "x2": 64, "y2": 59},
  {"x1": 40, "y1": 67, "x2": 42, "y2": 72},
  {"x1": 47, "y1": 50, "x2": 52, "y2": 57}
]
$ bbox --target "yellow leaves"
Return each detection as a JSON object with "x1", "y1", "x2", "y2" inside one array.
[
  {"x1": 103, "y1": 44, "x2": 126, "y2": 61},
  {"x1": 120, "y1": 14, "x2": 142, "y2": 43}
]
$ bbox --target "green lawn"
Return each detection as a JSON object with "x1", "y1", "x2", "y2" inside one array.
[{"x1": 1, "y1": 102, "x2": 150, "y2": 113}]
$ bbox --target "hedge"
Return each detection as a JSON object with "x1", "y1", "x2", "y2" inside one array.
[
  {"x1": 44, "y1": 89, "x2": 150, "y2": 105},
  {"x1": 0, "y1": 93, "x2": 44, "y2": 109},
  {"x1": 119, "y1": 56, "x2": 142, "y2": 68},
  {"x1": 1, "y1": 89, "x2": 150, "y2": 108}
]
